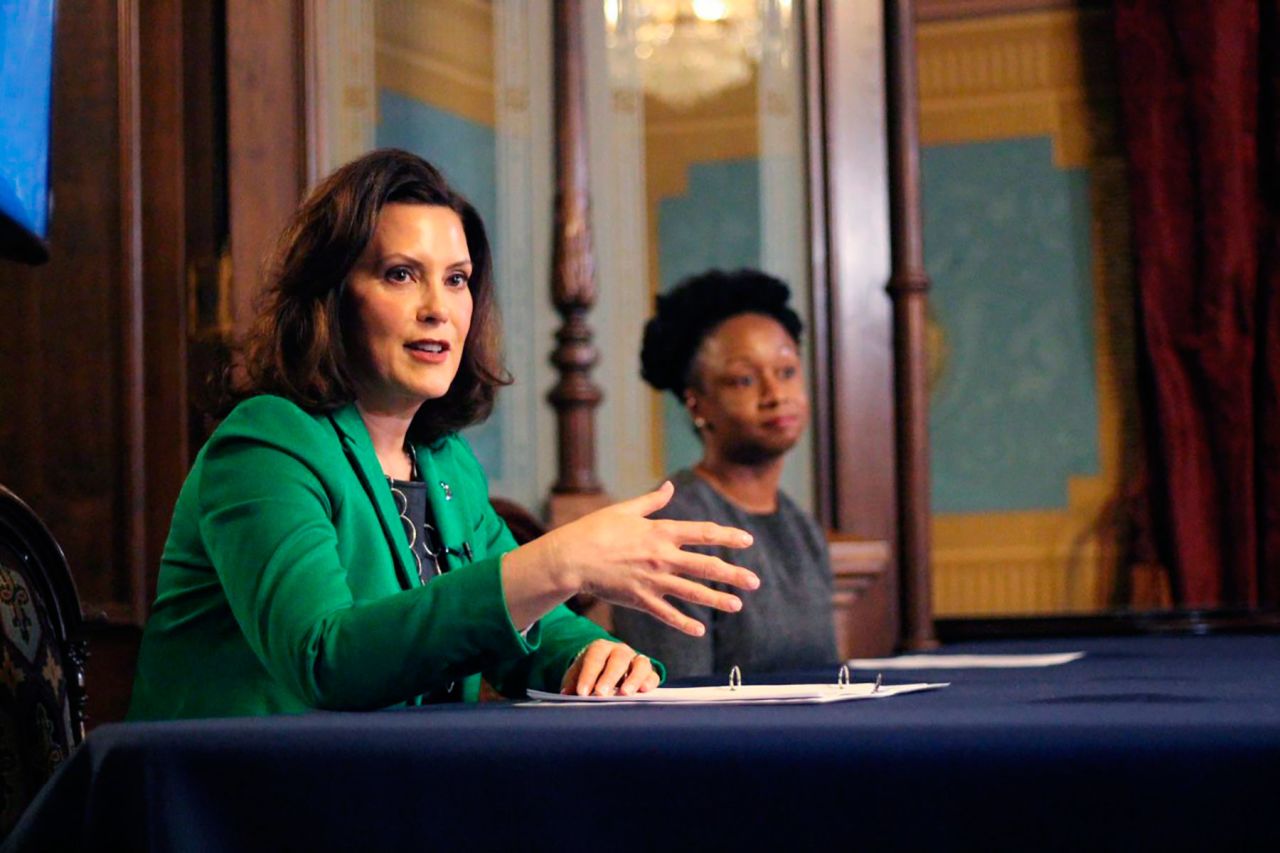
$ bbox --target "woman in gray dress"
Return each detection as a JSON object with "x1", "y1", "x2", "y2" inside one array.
[{"x1": 612, "y1": 269, "x2": 838, "y2": 678}]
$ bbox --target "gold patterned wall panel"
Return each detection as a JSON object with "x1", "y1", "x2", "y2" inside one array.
[
  {"x1": 919, "y1": 9, "x2": 1139, "y2": 616},
  {"x1": 643, "y1": 81, "x2": 761, "y2": 474},
  {"x1": 376, "y1": 0, "x2": 495, "y2": 127},
  {"x1": 918, "y1": 10, "x2": 1119, "y2": 165}
]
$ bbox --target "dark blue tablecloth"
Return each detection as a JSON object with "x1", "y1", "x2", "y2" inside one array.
[{"x1": 7, "y1": 635, "x2": 1280, "y2": 851}]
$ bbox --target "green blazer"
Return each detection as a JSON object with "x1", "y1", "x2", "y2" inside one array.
[{"x1": 128, "y1": 396, "x2": 625, "y2": 720}]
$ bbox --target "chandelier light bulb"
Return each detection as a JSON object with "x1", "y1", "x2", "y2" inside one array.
[
  {"x1": 605, "y1": 0, "x2": 789, "y2": 109},
  {"x1": 692, "y1": 0, "x2": 730, "y2": 22}
]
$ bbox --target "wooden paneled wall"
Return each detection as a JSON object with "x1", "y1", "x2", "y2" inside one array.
[{"x1": 0, "y1": 0, "x2": 240, "y2": 726}]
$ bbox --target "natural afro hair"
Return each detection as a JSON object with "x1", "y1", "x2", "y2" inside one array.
[{"x1": 640, "y1": 268, "x2": 803, "y2": 399}]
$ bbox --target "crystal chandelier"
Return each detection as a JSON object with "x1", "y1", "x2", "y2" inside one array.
[{"x1": 605, "y1": 0, "x2": 793, "y2": 110}]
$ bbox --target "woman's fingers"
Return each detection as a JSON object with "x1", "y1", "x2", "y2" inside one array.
[
  {"x1": 618, "y1": 654, "x2": 655, "y2": 696},
  {"x1": 558, "y1": 640, "x2": 660, "y2": 696},
  {"x1": 610, "y1": 480, "x2": 675, "y2": 518},
  {"x1": 666, "y1": 550, "x2": 760, "y2": 591},
  {"x1": 592, "y1": 645, "x2": 637, "y2": 696},
  {"x1": 636, "y1": 591, "x2": 708, "y2": 637},
  {"x1": 655, "y1": 518, "x2": 753, "y2": 550},
  {"x1": 651, "y1": 573, "x2": 743, "y2": 614},
  {"x1": 562, "y1": 642, "x2": 660, "y2": 697},
  {"x1": 571, "y1": 640, "x2": 615, "y2": 696}
]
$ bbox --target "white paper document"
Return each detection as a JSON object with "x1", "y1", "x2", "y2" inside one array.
[
  {"x1": 525, "y1": 681, "x2": 948, "y2": 706},
  {"x1": 846, "y1": 652, "x2": 1085, "y2": 670}
]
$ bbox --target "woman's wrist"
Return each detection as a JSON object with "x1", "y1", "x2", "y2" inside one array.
[{"x1": 499, "y1": 539, "x2": 579, "y2": 629}]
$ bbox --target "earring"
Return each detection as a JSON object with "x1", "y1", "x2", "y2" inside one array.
[{"x1": 693, "y1": 416, "x2": 707, "y2": 430}]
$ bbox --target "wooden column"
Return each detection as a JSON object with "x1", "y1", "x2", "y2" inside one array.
[
  {"x1": 884, "y1": 0, "x2": 937, "y2": 650},
  {"x1": 805, "y1": 0, "x2": 899, "y2": 657},
  {"x1": 547, "y1": 0, "x2": 608, "y2": 528},
  {"x1": 225, "y1": 0, "x2": 309, "y2": 333}
]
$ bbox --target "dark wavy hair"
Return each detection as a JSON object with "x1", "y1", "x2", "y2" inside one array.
[
  {"x1": 640, "y1": 268, "x2": 803, "y2": 400},
  {"x1": 225, "y1": 148, "x2": 510, "y2": 444}
]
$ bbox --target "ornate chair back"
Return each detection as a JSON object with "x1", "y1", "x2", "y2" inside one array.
[
  {"x1": 489, "y1": 497, "x2": 599, "y2": 617},
  {"x1": 489, "y1": 496, "x2": 547, "y2": 546},
  {"x1": 0, "y1": 485, "x2": 87, "y2": 837}
]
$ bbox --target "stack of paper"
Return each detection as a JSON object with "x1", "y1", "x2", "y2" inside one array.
[
  {"x1": 847, "y1": 652, "x2": 1084, "y2": 670},
  {"x1": 525, "y1": 681, "x2": 947, "y2": 706}
]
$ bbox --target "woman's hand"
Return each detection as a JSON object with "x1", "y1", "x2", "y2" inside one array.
[
  {"x1": 561, "y1": 640, "x2": 660, "y2": 696},
  {"x1": 501, "y1": 481, "x2": 759, "y2": 636}
]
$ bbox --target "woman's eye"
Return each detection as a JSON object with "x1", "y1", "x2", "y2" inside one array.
[
  {"x1": 447, "y1": 272, "x2": 470, "y2": 288},
  {"x1": 386, "y1": 266, "x2": 413, "y2": 284},
  {"x1": 779, "y1": 365, "x2": 798, "y2": 380},
  {"x1": 727, "y1": 375, "x2": 753, "y2": 388}
]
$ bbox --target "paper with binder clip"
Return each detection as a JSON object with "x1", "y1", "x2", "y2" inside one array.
[
  {"x1": 846, "y1": 652, "x2": 1085, "y2": 670},
  {"x1": 525, "y1": 681, "x2": 948, "y2": 706}
]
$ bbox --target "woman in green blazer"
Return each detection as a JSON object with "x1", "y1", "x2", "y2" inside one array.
[{"x1": 128, "y1": 150, "x2": 759, "y2": 720}]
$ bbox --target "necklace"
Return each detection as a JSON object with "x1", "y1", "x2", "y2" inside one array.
[
  {"x1": 405, "y1": 441, "x2": 419, "y2": 480},
  {"x1": 386, "y1": 441, "x2": 445, "y2": 584}
]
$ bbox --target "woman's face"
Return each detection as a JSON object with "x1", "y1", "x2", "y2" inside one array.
[
  {"x1": 686, "y1": 312, "x2": 809, "y2": 465},
  {"x1": 345, "y1": 203, "x2": 474, "y2": 414}
]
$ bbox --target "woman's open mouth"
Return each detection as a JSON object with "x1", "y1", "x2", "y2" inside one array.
[{"x1": 405, "y1": 340, "x2": 450, "y2": 364}]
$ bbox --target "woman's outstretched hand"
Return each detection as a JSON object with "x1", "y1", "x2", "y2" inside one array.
[
  {"x1": 501, "y1": 481, "x2": 759, "y2": 637},
  {"x1": 560, "y1": 640, "x2": 660, "y2": 696}
]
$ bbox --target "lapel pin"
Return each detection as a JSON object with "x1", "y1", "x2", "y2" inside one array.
[{"x1": 439, "y1": 481, "x2": 453, "y2": 501}]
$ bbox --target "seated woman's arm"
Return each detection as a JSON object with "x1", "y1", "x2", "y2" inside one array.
[{"x1": 198, "y1": 424, "x2": 540, "y2": 710}]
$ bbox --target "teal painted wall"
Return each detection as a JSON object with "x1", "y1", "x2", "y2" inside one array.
[
  {"x1": 657, "y1": 159, "x2": 762, "y2": 473},
  {"x1": 923, "y1": 136, "x2": 1100, "y2": 513},
  {"x1": 376, "y1": 90, "x2": 504, "y2": 477}
]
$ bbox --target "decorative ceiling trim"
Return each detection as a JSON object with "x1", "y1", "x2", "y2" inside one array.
[{"x1": 916, "y1": 0, "x2": 1104, "y2": 22}]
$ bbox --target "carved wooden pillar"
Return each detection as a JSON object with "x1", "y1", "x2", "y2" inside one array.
[
  {"x1": 884, "y1": 0, "x2": 937, "y2": 650},
  {"x1": 547, "y1": 0, "x2": 608, "y2": 528}
]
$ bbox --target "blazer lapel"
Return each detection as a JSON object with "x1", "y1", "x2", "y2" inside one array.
[{"x1": 327, "y1": 404, "x2": 419, "y2": 590}]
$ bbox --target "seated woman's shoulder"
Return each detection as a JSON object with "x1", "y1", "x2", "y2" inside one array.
[
  {"x1": 213, "y1": 395, "x2": 332, "y2": 444},
  {"x1": 652, "y1": 469, "x2": 716, "y2": 520}
]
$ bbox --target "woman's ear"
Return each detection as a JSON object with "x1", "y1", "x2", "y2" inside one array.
[
  {"x1": 684, "y1": 390, "x2": 708, "y2": 432},
  {"x1": 683, "y1": 389, "x2": 698, "y2": 417}
]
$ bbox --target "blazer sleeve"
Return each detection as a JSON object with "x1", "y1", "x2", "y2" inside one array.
[
  {"x1": 196, "y1": 403, "x2": 540, "y2": 711},
  {"x1": 442, "y1": 437, "x2": 630, "y2": 695}
]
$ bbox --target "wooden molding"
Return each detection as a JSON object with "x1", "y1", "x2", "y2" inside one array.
[{"x1": 828, "y1": 534, "x2": 894, "y2": 659}]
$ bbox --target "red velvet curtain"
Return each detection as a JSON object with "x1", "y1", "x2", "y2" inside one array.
[{"x1": 1114, "y1": 0, "x2": 1280, "y2": 608}]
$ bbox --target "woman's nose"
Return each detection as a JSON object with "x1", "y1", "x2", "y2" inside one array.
[
  {"x1": 759, "y1": 375, "x2": 782, "y2": 406},
  {"x1": 417, "y1": 279, "x2": 447, "y2": 324}
]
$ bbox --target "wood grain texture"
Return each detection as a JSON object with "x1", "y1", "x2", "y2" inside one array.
[
  {"x1": 0, "y1": 0, "x2": 132, "y2": 621},
  {"x1": 139, "y1": 0, "x2": 193, "y2": 610},
  {"x1": 547, "y1": 0, "x2": 605, "y2": 520},
  {"x1": 0, "y1": 0, "x2": 227, "y2": 729},
  {"x1": 806, "y1": 0, "x2": 900, "y2": 655},
  {"x1": 225, "y1": 0, "x2": 308, "y2": 333},
  {"x1": 885, "y1": 0, "x2": 938, "y2": 649}
]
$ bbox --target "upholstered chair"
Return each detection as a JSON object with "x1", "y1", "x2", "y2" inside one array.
[
  {"x1": 0, "y1": 485, "x2": 87, "y2": 838},
  {"x1": 489, "y1": 497, "x2": 599, "y2": 619}
]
